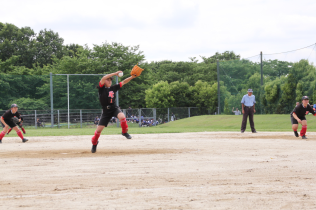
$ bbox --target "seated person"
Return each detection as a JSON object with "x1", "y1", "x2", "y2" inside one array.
[
  {"x1": 37, "y1": 118, "x2": 43, "y2": 127},
  {"x1": 94, "y1": 116, "x2": 100, "y2": 125},
  {"x1": 110, "y1": 116, "x2": 116, "y2": 123},
  {"x1": 141, "y1": 120, "x2": 148, "y2": 126}
]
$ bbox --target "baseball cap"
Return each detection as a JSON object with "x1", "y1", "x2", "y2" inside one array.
[
  {"x1": 302, "y1": 96, "x2": 309, "y2": 100},
  {"x1": 11, "y1": 104, "x2": 18, "y2": 108},
  {"x1": 247, "y1": 89, "x2": 253, "y2": 92}
]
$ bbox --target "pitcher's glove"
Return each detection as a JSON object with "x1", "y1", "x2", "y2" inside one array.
[
  {"x1": 130, "y1": 64, "x2": 144, "y2": 77},
  {"x1": 12, "y1": 117, "x2": 20, "y2": 124}
]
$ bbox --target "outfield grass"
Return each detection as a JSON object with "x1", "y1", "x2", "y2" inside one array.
[{"x1": 14, "y1": 114, "x2": 316, "y2": 137}]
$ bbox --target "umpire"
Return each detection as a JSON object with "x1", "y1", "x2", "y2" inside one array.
[{"x1": 241, "y1": 89, "x2": 257, "y2": 133}]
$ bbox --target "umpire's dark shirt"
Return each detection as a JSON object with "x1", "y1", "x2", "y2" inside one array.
[
  {"x1": 291, "y1": 104, "x2": 315, "y2": 119},
  {"x1": 2, "y1": 110, "x2": 20, "y2": 120}
]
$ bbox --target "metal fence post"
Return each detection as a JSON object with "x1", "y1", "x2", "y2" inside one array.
[
  {"x1": 58, "y1": 110, "x2": 60, "y2": 128},
  {"x1": 153, "y1": 108, "x2": 156, "y2": 125},
  {"x1": 138, "y1": 109, "x2": 141, "y2": 126},
  {"x1": 260, "y1": 51, "x2": 263, "y2": 114},
  {"x1": 35, "y1": 110, "x2": 37, "y2": 129},
  {"x1": 217, "y1": 60, "x2": 220, "y2": 115},
  {"x1": 67, "y1": 74, "x2": 70, "y2": 129},
  {"x1": 188, "y1": 107, "x2": 190, "y2": 117},
  {"x1": 50, "y1": 72, "x2": 54, "y2": 128},
  {"x1": 123, "y1": 109, "x2": 126, "y2": 118},
  {"x1": 80, "y1": 109, "x2": 82, "y2": 128},
  {"x1": 168, "y1": 108, "x2": 170, "y2": 122}
]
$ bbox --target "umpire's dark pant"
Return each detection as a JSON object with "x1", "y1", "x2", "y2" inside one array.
[{"x1": 241, "y1": 106, "x2": 256, "y2": 132}]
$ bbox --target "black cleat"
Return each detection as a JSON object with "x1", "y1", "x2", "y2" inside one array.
[
  {"x1": 91, "y1": 141, "x2": 99, "y2": 153},
  {"x1": 22, "y1": 138, "x2": 28, "y2": 143},
  {"x1": 252, "y1": 131, "x2": 257, "y2": 133},
  {"x1": 241, "y1": 131, "x2": 244, "y2": 133},
  {"x1": 302, "y1": 135, "x2": 307, "y2": 139},
  {"x1": 294, "y1": 131, "x2": 299, "y2": 137},
  {"x1": 122, "y1": 132, "x2": 132, "y2": 139},
  {"x1": 0, "y1": 139, "x2": 2, "y2": 144}
]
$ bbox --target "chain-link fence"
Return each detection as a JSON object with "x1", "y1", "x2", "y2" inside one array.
[{"x1": 0, "y1": 107, "x2": 211, "y2": 129}]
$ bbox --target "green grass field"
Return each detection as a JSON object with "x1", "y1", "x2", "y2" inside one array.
[{"x1": 13, "y1": 114, "x2": 316, "y2": 137}]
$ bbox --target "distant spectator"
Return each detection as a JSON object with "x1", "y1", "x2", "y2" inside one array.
[
  {"x1": 134, "y1": 115, "x2": 139, "y2": 123},
  {"x1": 296, "y1": 102, "x2": 300, "y2": 107},
  {"x1": 94, "y1": 116, "x2": 100, "y2": 125},
  {"x1": 37, "y1": 118, "x2": 43, "y2": 127},
  {"x1": 110, "y1": 116, "x2": 116, "y2": 124},
  {"x1": 232, "y1": 107, "x2": 241, "y2": 115},
  {"x1": 171, "y1": 113, "x2": 175, "y2": 121},
  {"x1": 127, "y1": 106, "x2": 132, "y2": 118}
]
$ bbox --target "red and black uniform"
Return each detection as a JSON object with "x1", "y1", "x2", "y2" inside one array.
[
  {"x1": 7, "y1": 115, "x2": 26, "y2": 134},
  {"x1": 291, "y1": 104, "x2": 316, "y2": 136},
  {"x1": 1, "y1": 110, "x2": 21, "y2": 128},
  {"x1": 0, "y1": 110, "x2": 25, "y2": 141},
  {"x1": 97, "y1": 81, "x2": 123, "y2": 126},
  {"x1": 91, "y1": 81, "x2": 129, "y2": 145},
  {"x1": 290, "y1": 104, "x2": 316, "y2": 123}
]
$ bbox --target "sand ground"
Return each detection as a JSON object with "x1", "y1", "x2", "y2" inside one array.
[{"x1": 1, "y1": 132, "x2": 316, "y2": 210}]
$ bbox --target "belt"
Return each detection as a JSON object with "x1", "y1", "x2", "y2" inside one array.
[
  {"x1": 103, "y1": 105, "x2": 115, "y2": 109},
  {"x1": 245, "y1": 106, "x2": 253, "y2": 108}
]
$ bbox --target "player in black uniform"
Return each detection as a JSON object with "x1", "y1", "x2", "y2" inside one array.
[
  {"x1": 0, "y1": 104, "x2": 28, "y2": 143},
  {"x1": 7, "y1": 114, "x2": 26, "y2": 134},
  {"x1": 290, "y1": 96, "x2": 316, "y2": 139},
  {"x1": 91, "y1": 71, "x2": 136, "y2": 153}
]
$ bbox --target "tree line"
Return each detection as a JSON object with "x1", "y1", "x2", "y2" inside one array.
[{"x1": 1, "y1": 22, "x2": 315, "y2": 114}]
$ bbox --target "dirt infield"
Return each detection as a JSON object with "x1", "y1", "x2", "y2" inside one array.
[{"x1": 1, "y1": 132, "x2": 316, "y2": 209}]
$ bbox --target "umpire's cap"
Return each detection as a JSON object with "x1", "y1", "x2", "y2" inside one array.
[
  {"x1": 302, "y1": 96, "x2": 309, "y2": 100},
  {"x1": 247, "y1": 89, "x2": 253, "y2": 92},
  {"x1": 11, "y1": 104, "x2": 18, "y2": 108}
]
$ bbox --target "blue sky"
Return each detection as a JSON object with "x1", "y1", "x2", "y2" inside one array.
[{"x1": 1, "y1": 0, "x2": 316, "y2": 63}]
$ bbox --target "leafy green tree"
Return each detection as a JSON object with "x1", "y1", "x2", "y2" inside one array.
[
  {"x1": 224, "y1": 98, "x2": 230, "y2": 114},
  {"x1": 218, "y1": 59, "x2": 259, "y2": 94},
  {"x1": 145, "y1": 81, "x2": 174, "y2": 108},
  {"x1": 278, "y1": 73, "x2": 296, "y2": 113},
  {"x1": 263, "y1": 60, "x2": 292, "y2": 78},
  {"x1": 264, "y1": 77, "x2": 285, "y2": 113},
  {"x1": 0, "y1": 22, "x2": 37, "y2": 68},
  {"x1": 169, "y1": 81, "x2": 192, "y2": 107},
  {"x1": 34, "y1": 29, "x2": 65, "y2": 67},
  {"x1": 191, "y1": 80, "x2": 215, "y2": 108},
  {"x1": 0, "y1": 55, "x2": 20, "y2": 73},
  {"x1": 200, "y1": 51, "x2": 240, "y2": 64},
  {"x1": 295, "y1": 82, "x2": 303, "y2": 102},
  {"x1": 9, "y1": 97, "x2": 49, "y2": 110},
  {"x1": 209, "y1": 82, "x2": 219, "y2": 113}
]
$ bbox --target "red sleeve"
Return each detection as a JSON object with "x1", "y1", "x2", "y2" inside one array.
[
  {"x1": 119, "y1": 82, "x2": 122, "y2": 88},
  {"x1": 99, "y1": 81, "x2": 104, "y2": 88}
]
